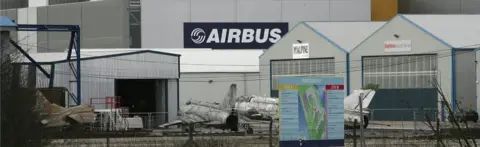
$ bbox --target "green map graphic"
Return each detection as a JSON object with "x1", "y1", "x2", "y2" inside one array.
[{"x1": 298, "y1": 85, "x2": 327, "y2": 140}]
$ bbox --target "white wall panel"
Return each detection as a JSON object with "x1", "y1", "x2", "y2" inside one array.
[
  {"x1": 29, "y1": 0, "x2": 48, "y2": 7},
  {"x1": 17, "y1": 7, "x2": 38, "y2": 53},
  {"x1": 330, "y1": 0, "x2": 371, "y2": 21},
  {"x1": 236, "y1": 0, "x2": 282, "y2": 22},
  {"x1": 141, "y1": 0, "x2": 371, "y2": 48},
  {"x1": 280, "y1": 0, "x2": 331, "y2": 23},
  {"x1": 167, "y1": 79, "x2": 178, "y2": 122},
  {"x1": 141, "y1": 0, "x2": 190, "y2": 48},
  {"x1": 190, "y1": 0, "x2": 236, "y2": 22}
]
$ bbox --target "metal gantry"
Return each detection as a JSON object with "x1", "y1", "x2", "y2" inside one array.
[{"x1": 13, "y1": 24, "x2": 82, "y2": 105}]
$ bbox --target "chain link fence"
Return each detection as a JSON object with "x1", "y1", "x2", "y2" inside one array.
[
  {"x1": 42, "y1": 108, "x2": 480, "y2": 147},
  {"x1": 46, "y1": 111, "x2": 279, "y2": 147}
]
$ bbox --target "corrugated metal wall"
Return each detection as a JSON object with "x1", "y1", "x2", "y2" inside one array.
[
  {"x1": 270, "y1": 58, "x2": 335, "y2": 97},
  {"x1": 30, "y1": 52, "x2": 179, "y2": 108},
  {"x1": 363, "y1": 54, "x2": 438, "y2": 89},
  {"x1": 363, "y1": 54, "x2": 439, "y2": 121},
  {"x1": 454, "y1": 50, "x2": 477, "y2": 110}
]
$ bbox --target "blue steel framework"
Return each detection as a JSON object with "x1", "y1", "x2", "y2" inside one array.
[{"x1": 15, "y1": 24, "x2": 81, "y2": 105}]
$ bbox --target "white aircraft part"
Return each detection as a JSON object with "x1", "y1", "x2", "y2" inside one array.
[
  {"x1": 187, "y1": 100, "x2": 221, "y2": 110},
  {"x1": 183, "y1": 105, "x2": 230, "y2": 124},
  {"x1": 344, "y1": 89, "x2": 375, "y2": 110},
  {"x1": 235, "y1": 101, "x2": 278, "y2": 117},
  {"x1": 344, "y1": 89, "x2": 376, "y2": 127},
  {"x1": 249, "y1": 96, "x2": 279, "y2": 104},
  {"x1": 126, "y1": 117, "x2": 144, "y2": 129}
]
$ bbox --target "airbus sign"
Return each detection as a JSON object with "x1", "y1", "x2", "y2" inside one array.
[{"x1": 184, "y1": 22, "x2": 289, "y2": 49}]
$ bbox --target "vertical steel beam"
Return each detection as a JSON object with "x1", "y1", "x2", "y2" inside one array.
[{"x1": 75, "y1": 30, "x2": 81, "y2": 105}]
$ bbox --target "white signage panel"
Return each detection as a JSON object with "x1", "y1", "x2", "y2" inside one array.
[
  {"x1": 292, "y1": 43, "x2": 309, "y2": 59},
  {"x1": 384, "y1": 40, "x2": 412, "y2": 52}
]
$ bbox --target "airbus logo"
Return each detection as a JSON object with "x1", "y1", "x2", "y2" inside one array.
[
  {"x1": 190, "y1": 28, "x2": 283, "y2": 44},
  {"x1": 191, "y1": 28, "x2": 206, "y2": 44},
  {"x1": 184, "y1": 22, "x2": 289, "y2": 49}
]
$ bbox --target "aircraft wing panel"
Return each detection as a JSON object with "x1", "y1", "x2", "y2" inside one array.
[{"x1": 159, "y1": 114, "x2": 208, "y2": 128}]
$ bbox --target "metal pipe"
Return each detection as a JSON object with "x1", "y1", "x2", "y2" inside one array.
[{"x1": 9, "y1": 39, "x2": 51, "y2": 78}]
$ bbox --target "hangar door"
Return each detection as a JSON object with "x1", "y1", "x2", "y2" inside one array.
[
  {"x1": 270, "y1": 58, "x2": 335, "y2": 97},
  {"x1": 363, "y1": 54, "x2": 438, "y2": 121}
]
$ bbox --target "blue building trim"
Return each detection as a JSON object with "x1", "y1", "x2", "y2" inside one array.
[
  {"x1": 303, "y1": 22, "x2": 351, "y2": 94},
  {"x1": 0, "y1": 16, "x2": 17, "y2": 27},
  {"x1": 302, "y1": 22, "x2": 348, "y2": 53},
  {"x1": 398, "y1": 14, "x2": 453, "y2": 48},
  {"x1": 259, "y1": 22, "x2": 301, "y2": 58},
  {"x1": 361, "y1": 56, "x2": 364, "y2": 87},
  {"x1": 399, "y1": 14, "x2": 457, "y2": 120},
  {"x1": 350, "y1": 17, "x2": 394, "y2": 53},
  {"x1": 346, "y1": 53, "x2": 350, "y2": 95},
  {"x1": 451, "y1": 49, "x2": 457, "y2": 113}
]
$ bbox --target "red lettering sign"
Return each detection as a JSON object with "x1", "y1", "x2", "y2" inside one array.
[
  {"x1": 384, "y1": 44, "x2": 396, "y2": 48},
  {"x1": 326, "y1": 85, "x2": 344, "y2": 90}
]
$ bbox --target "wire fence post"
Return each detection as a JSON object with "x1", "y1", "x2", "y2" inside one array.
[
  {"x1": 413, "y1": 108, "x2": 417, "y2": 132},
  {"x1": 148, "y1": 112, "x2": 152, "y2": 129},
  {"x1": 106, "y1": 136, "x2": 110, "y2": 147},
  {"x1": 358, "y1": 93, "x2": 365, "y2": 147},
  {"x1": 183, "y1": 122, "x2": 199, "y2": 147},
  {"x1": 269, "y1": 119, "x2": 273, "y2": 147},
  {"x1": 353, "y1": 120, "x2": 357, "y2": 147}
]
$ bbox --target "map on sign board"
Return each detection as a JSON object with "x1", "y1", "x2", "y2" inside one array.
[{"x1": 278, "y1": 76, "x2": 344, "y2": 146}]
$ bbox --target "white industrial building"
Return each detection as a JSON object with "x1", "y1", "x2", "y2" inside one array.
[
  {"x1": 141, "y1": 0, "x2": 372, "y2": 49},
  {"x1": 259, "y1": 21, "x2": 385, "y2": 98},
  {"x1": 156, "y1": 49, "x2": 264, "y2": 106},
  {"x1": 349, "y1": 14, "x2": 480, "y2": 121},
  {"x1": 17, "y1": 49, "x2": 180, "y2": 123},
  {"x1": 20, "y1": 48, "x2": 264, "y2": 109}
]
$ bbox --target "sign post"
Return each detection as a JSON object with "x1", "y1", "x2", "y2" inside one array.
[{"x1": 278, "y1": 76, "x2": 345, "y2": 147}]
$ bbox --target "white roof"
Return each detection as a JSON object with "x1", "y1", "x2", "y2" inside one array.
[
  {"x1": 305, "y1": 21, "x2": 386, "y2": 51},
  {"x1": 20, "y1": 48, "x2": 183, "y2": 63},
  {"x1": 158, "y1": 49, "x2": 262, "y2": 73},
  {"x1": 21, "y1": 48, "x2": 262, "y2": 73},
  {"x1": 402, "y1": 14, "x2": 480, "y2": 48}
]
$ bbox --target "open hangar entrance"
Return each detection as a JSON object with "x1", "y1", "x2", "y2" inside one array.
[
  {"x1": 115, "y1": 79, "x2": 170, "y2": 125},
  {"x1": 20, "y1": 49, "x2": 181, "y2": 129},
  {"x1": 362, "y1": 54, "x2": 439, "y2": 121},
  {"x1": 270, "y1": 58, "x2": 336, "y2": 97}
]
